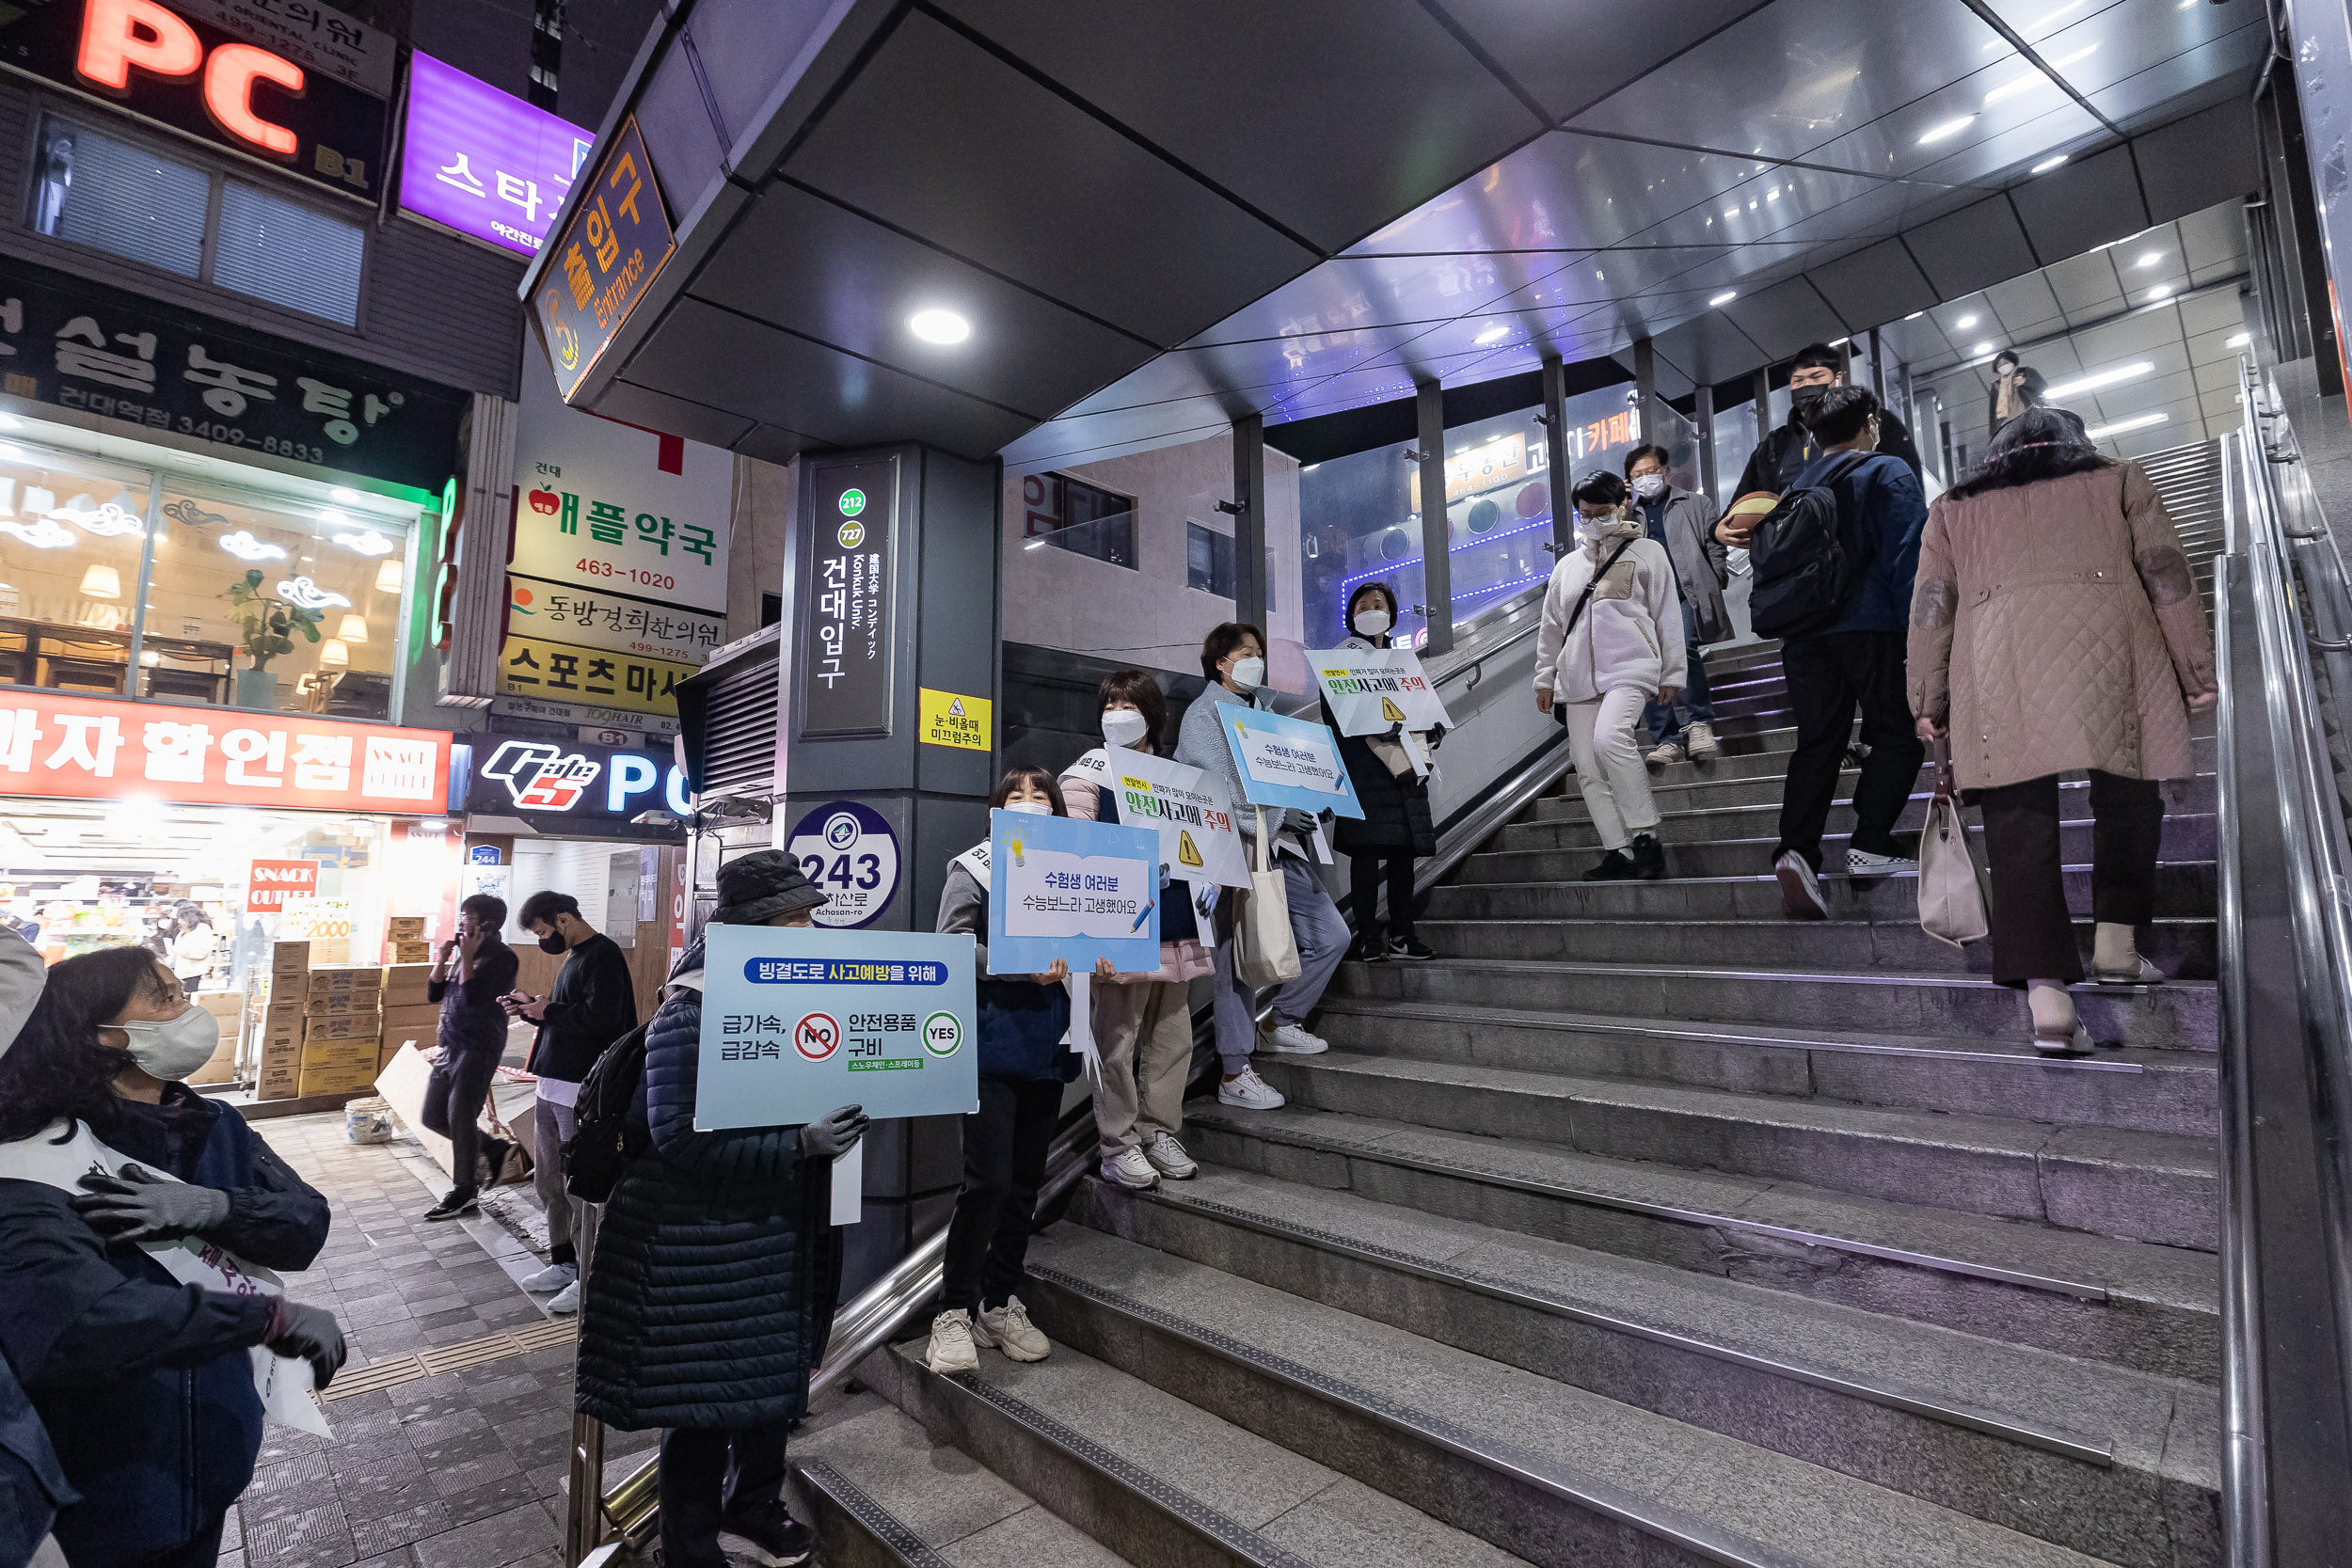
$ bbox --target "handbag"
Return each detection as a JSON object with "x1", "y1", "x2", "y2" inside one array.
[
  {"x1": 1234, "y1": 806, "x2": 1303, "y2": 988},
  {"x1": 1918, "y1": 736, "x2": 1990, "y2": 948}
]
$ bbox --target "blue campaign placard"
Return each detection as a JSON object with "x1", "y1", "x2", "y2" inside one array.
[
  {"x1": 988, "y1": 809, "x2": 1162, "y2": 975},
  {"x1": 695, "y1": 926, "x2": 978, "y2": 1131},
  {"x1": 1217, "y1": 706, "x2": 1365, "y2": 818}
]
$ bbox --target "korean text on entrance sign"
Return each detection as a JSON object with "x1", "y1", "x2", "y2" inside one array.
[
  {"x1": 696, "y1": 927, "x2": 977, "y2": 1130},
  {"x1": 535, "y1": 117, "x2": 675, "y2": 401}
]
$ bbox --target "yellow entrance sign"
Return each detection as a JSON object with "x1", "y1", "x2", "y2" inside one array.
[
  {"x1": 1177, "y1": 829, "x2": 1204, "y2": 868},
  {"x1": 918, "y1": 687, "x2": 992, "y2": 751},
  {"x1": 1380, "y1": 695, "x2": 1409, "y2": 724}
]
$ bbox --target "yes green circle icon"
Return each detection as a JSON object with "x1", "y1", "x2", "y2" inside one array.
[
  {"x1": 839, "y1": 487, "x2": 867, "y2": 518},
  {"x1": 922, "y1": 1011, "x2": 963, "y2": 1057},
  {"x1": 837, "y1": 519, "x2": 865, "y2": 549}
]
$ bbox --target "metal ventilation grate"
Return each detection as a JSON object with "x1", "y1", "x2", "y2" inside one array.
[{"x1": 691, "y1": 633, "x2": 782, "y2": 797}]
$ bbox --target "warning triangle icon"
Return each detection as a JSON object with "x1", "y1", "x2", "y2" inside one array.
[
  {"x1": 1178, "y1": 830, "x2": 1204, "y2": 868},
  {"x1": 948, "y1": 698, "x2": 965, "y2": 717},
  {"x1": 1380, "y1": 695, "x2": 1408, "y2": 723}
]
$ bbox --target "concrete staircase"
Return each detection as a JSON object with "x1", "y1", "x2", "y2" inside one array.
[{"x1": 794, "y1": 442, "x2": 2230, "y2": 1568}]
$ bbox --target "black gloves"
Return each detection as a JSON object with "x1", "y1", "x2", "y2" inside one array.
[
  {"x1": 71, "y1": 1164, "x2": 231, "y2": 1244},
  {"x1": 800, "y1": 1104, "x2": 869, "y2": 1160},
  {"x1": 265, "y1": 1300, "x2": 348, "y2": 1390}
]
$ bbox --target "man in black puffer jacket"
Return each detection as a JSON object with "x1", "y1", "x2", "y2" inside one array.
[{"x1": 574, "y1": 851, "x2": 867, "y2": 1568}]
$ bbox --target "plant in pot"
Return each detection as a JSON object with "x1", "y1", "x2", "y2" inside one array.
[{"x1": 223, "y1": 569, "x2": 323, "y2": 709}]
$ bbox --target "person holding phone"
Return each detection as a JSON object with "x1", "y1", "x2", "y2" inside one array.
[{"x1": 419, "y1": 894, "x2": 519, "y2": 1221}]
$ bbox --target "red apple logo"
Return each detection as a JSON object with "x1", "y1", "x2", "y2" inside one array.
[{"x1": 529, "y1": 489, "x2": 560, "y2": 515}]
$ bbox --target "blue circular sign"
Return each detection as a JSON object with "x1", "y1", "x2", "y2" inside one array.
[{"x1": 786, "y1": 800, "x2": 899, "y2": 928}]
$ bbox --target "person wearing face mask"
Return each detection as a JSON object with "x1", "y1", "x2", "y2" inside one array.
[
  {"x1": 1060, "y1": 671, "x2": 1215, "y2": 1190},
  {"x1": 1534, "y1": 471, "x2": 1686, "y2": 881},
  {"x1": 1175, "y1": 623, "x2": 1350, "y2": 1111},
  {"x1": 420, "y1": 893, "x2": 522, "y2": 1221},
  {"x1": 929, "y1": 767, "x2": 1099, "y2": 1376},
  {"x1": 0, "y1": 942, "x2": 343, "y2": 1568},
  {"x1": 500, "y1": 891, "x2": 639, "y2": 1313},
  {"x1": 1986, "y1": 350, "x2": 2046, "y2": 441},
  {"x1": 1620, "y1": 445, "x2": 1730, "y2": 767},
  {"x1": 1330, "y1": 582, "x2": 1438, "y2": 962},
  {"x1": 1731, "y1": 342, "x2": 1924, "y2": 505}
]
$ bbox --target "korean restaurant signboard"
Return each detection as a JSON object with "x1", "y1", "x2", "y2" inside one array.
[
  {"x1": 532, "y1": 116, "x2": 674, "y2": 402},
  {"x1": 0, "y1": 0, "x2": 391, "y2": 198},
  {"x1": 795, "y1": 454, "x2": 895, "y2": 740},
  {"x1": 398, "y1": 51, "x2": 594, "y2": 258},
  {"x1": 0, "y1": 692, "x2": 453, "y2": 813},
  {"x1": 0, "y1": 256, "x2": 468, "y2": 491}
]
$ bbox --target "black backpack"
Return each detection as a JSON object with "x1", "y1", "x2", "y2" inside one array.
[
  {"x1": 1746, "y1": 451, "x2": 1876, "y2": 641},
  {"x1": 562, "y1": 1022, "x2": 648, "y2": 1202}
]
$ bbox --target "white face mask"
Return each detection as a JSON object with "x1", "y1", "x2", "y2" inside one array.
[
  {"x1": 117, "y1": 1005, "x2": 221, "y2": 1081},
  {"x1": 1228, "y1": 656, "x2": 1265, "y2": 692},
  {"x1": 1631, "y1": 473, "x2": 1668, "y2": 499},
  {"x1": 1351, "y1": 607, "x2": 1392, "y2": 637},
  {"x1": 1101, "y1": 709, "x2": 1150, "y2": 750},
  {"x1": 1003, "y1": 800, "x2": 1053, "y2": 816}
]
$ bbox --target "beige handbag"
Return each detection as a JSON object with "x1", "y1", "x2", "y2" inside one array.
[
  {"x1": 1918, "y1": 737, "x2": 1990, "y2": 948},
  {"x1": 1235, "y1": 807, "x2": 1303, "y2": 988}
]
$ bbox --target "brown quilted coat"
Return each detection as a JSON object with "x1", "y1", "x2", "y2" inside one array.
[{"x1": 1906, "y1": 461, "x2": 2215, "y2": 792}]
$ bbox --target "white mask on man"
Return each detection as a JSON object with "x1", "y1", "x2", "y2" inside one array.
[{"x1": 1631, "y1": 473, "x2": 1668, "y2": 499}]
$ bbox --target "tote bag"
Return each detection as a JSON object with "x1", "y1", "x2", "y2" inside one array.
[
  {"x1": 1918, "y1": 737, "x2": 1990, "y2": 948},
  {"x1": 1235, "y1": 806, "x2": 1303, "y2": 988}
]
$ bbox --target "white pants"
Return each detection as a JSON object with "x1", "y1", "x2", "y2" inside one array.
[{"x1": 1565, "y1": 688, "x2": 1661, "y2": 850}]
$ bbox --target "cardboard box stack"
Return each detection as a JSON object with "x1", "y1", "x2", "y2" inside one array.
[
  {"x1": 257, "y1": 941, "x2": 310, "y2": 1101},
  {"x1": 298, "y1": 964, "x2": 383, "y2": 1098},
  {"x1": 379, "y1": 960, "x2": 437, "y2": 1065},
  {"x1": 387, "y1": 915, "x2": 431, "y2": 966},
  {"x1": 185, "y1": 992, "x2": 244, "y2": 1085}
]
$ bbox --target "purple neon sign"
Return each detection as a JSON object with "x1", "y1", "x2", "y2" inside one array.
[{"x1": 398, "y1": 52, "x2": 594, "y2": 258}]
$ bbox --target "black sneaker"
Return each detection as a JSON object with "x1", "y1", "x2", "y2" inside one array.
[
  {"x1": 1583, "y1": 848, "x2": 1635, "y2": 882},
  {"x1": 1629, "y1": 833, "x2": 1667, "y2": 881},
  {"x1": 423, "y1": 1187, "x2": 478, "y2": 1222},
  {"x1": 1345, "y1": 932, "x2": 1389, "y2": 963},
  {"x1": 1387, "y1": 935, "x2": 1436, "y2": 960},
  {"x1": 719, "y1": 1506, "x2": 816, "y2": 1567}
]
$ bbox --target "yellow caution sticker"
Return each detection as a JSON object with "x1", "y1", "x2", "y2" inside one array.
[
  {"x1": 1178, "y1": 829, "x2": 1204, "y2": 868},
  {"x1": 1380, "y1": 695, "x2": 1409, "y2": 724},
  {"x1": 918, "y1": 687, "x2": 992, "y2": 751}
]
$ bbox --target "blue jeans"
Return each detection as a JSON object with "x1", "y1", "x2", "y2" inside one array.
[
  {"x1": 1212, "y1": 852, "x2": 1348, "y2": 1072},
  {"x1": 1645, "y1": 603, "x2": 1715, "y2": 746}
]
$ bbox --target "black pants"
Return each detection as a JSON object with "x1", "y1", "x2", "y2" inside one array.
[
  {"x1": 1972, "y1": 770, "x2": 2163, "y2": 985},
  {"x1": 1349, "y1": 850, "x2": 1418, "y2": 940},
  {"x1": 421, "y1": 1046, "x2": 501, "y2": 1193},
  {"x1": 123, "y1": 1513, "x2": 226, "y2": 1568},
  {"x1": 942, "y1": 1078, "x2": 1062, "y2": 1313},
  {"x1": 658, "y1": 1420, "x2": 790, "y2": 1568},
  {"x1": 1774, "y1": 631, "x2": 1927, "y2": 870}
]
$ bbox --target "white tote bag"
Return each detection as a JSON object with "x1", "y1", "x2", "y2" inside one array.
[
  {"x1": 1235, "y1": 807, "x2": 1303, "y2": 988},
  {"x1": 1918, "y1": 738, "x2": 1990, "y2": 949}
]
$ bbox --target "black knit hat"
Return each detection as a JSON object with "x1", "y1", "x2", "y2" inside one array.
[{"x1": 710, "y1": 849, "x2": 827, "y2": 925}]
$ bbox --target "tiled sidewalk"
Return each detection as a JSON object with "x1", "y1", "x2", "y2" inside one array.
[{"x1": 218, "y1": 1110, "x2": 657, "y2": 1568}]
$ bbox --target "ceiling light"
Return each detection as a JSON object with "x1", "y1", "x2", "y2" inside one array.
[
  {"x1": 907, "y1": 309, "x2": 971, "y2": 345},
  {"x1": 1904, "y1": 311, "x2": 1925, "y2": 321},
  {"x1": 2135, "y1": 251, "x2": 2162, "y2": 269},
  {"x1": 2042, "y1": 360, "x2": 2154, "y2": 401},
  {"x1": 374, "y1": 559, "x2": 404, "y2": 594},
  {"x1": 1984, "y1": 44, "x2": 2098, "y2": 105},
  {"x1": 1023, "y1": 538, "x2": 1044, "y2": 550},
  {"x1": 336, "y1": 613, "x2": 369, "y2": 643},
  {"x1": 1708, "y1": 291, "x2": 1739, "y2": 308},
  {"x1": 1472, "y1": 324, "x2": 1511, "y2": 345},
  {"x1": 2030, "y1": 154, "x2": 2071, "y2": 174},
  {"x1": 2227, "y1": 332, "x2": 2252, "y2": 348},
  {"x1": 1956, "y1": 313, "x2": 1980, "y2": 329},
  {"x1": 330, "y1": 486, "x2": 362, "y2": 503},
  {"x1": 2146, "y1": 284, "x2": 2173, "y2": 301},
  {"x1": 78, "y1": 564, "x2": 120, "y2": 600},
  {"x1": 318, "y1": 639, "x2": 349, "y2": 668},
  {"x1": 2085, "y1": 412, "x2": 2168, "y2": 439},
  {"x1": 1917, "y1": 115, "x2": 1978, "y2": 145},
  {"x1": 1723, "y1": 206, "x2": 1740, "y2": 218}
]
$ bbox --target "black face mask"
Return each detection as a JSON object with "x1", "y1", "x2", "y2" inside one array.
[
  {"x1": 538, "y1": 932, "x2": 568, "y2": 955},
  {"x1": 1791, "y1": 386, "x2": 1829, "y2": 416}
]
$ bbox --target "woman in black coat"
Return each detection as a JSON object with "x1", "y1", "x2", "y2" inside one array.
[
  {"x1": 574, "y1": 851, "x2": 867, "y2": 1568},
  {"x1": 0, "y1": 944, "x2": 342, "y2": 1568},
  {"x1": 1332, "y1": 582, "x2": 1439, "y2": 962}
]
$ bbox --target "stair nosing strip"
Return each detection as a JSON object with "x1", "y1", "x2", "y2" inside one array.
[
  {"x1": 795, "y1": 1459, "x2": 953, "y2": 1568},
  {"x1": 1446, "y1": 858, "x2": 2213, "y2": 889},
  {"x1": 1027, "y1": 1263, "x2": 1817, "y2": 1568},
  {"x1": 1130, "y1": 1183, "x2": 2119, "y2": 1467},
  {"x1": 1187, "y1": 1113, "x2": 2114, "y2": 1301},
  {"x1": 1343, "y1": 957, "x2": 2218, "y2": 993}
]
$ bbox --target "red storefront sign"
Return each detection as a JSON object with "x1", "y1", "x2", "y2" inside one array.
[
  {"x1": 0, "y1": 693, "x2": 452, "y2": 813},
  {"x1": 245, "y1": 858, "x2": 318, "y2": 911}
]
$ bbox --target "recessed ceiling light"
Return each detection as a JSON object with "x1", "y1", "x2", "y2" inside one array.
[
  {"x1": 1984, "y1": 44, "x2": 2098, "y2": 104},
  {"x1": 1973, "y1": 341, "x2": 1996, "y2": 356},
  {"x1": 2042, "y1": 361, "x2": 2154, "y2": 401},
  {"x1": 1956, "y1": 314, "x2": 1980, "y2": 329},
  {"x1": 1708, "y1": 291, "x2": 1739, "y2": 308},
  {"x1": 2227, "y1": 332, "x2": 2252, "y2": 348},
  {"x1": 2146, "y1": 284, "x2": 2173, "y2": 301},
  {"x1": 2030, "y1": 154, "x2": 2071, "y2": 174},
  {"x1": 1904, "y1": 311, "x2": 1925, "y2": 320},
  {"x1": 2085, "y1": 412, "x2": 2168, "y2": 439},
  {"x1": 2135, "y1": 251, "x2": 2163, "y2": 269},
  {"x1": 1473, "y1": 324, "x2": 1512, "y2": 345},
  {"x1": 907, "y1": 309, "x2": 972, "y2": 344},
  {"x1": 1917, "y1": 115, "x2": 1977, "y2": 145}
]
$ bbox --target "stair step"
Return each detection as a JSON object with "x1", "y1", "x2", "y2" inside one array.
[
  {"x1": 1248, "y1": 1051, "x2": 2217, "y2": 1248},
  {"x1": 862, "y1": 1325, "x2": 1533, "y2": 1568},
  {"x1": 1312, "y1": 995, "x2": 2217, "y2": 1135},
  {"x1": 1499, "y1": 809, "x2": 2217, "y2": 864},
  {"x1": 1425, "y1": 863, "x2": 2218, "y2": 923},
  {"x1": 1073, "y1": 1170, "x2": 2217, "y2": 1566},
  {"x1": 1326, "y1": 956, "x2": 2218, "y2": 1052},
  {"x1": 1528, "y1": 770, "x2": 2216, "y2": 826},
  {"x1": 1181, "y1": 1102, "x2": 2218, "y2": 1384},
  {"x1": 1017, "y1": 1228, "x2": 2179, "y2": 1568}
]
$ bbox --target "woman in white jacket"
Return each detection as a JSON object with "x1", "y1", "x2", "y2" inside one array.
[{"x1": 1534, "y1": 470, "x2": 1688, "y2": 880}]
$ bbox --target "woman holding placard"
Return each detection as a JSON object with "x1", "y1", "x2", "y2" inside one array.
[
  {"x1": 1331, "y1": 581, "x2": 1438, "y2": 962},
  {"x1": 1060, "y1": 670, "x2": 1216, "y2": 1192},
  {"x1": 929, "y1": 767, "x2": 1090, "y2": 1377}
]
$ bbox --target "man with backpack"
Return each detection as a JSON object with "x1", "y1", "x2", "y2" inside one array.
[
  {"x1": 1735, "y1": 341, "x2": 1924, "y2": 498},
  {"x1": 1743, "y1": 386, "x2": 1929, "y2": 919}
]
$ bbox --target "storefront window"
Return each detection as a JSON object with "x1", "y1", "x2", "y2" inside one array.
[{"x1": 0, "y1": 446, "x2": 159, "y2": 694}]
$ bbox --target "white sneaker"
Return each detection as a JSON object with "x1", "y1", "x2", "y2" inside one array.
[
  {"x1": 1262, "y1": 1022, "x2": 1328, "y2": 1054},
  {"x1": 1845, "y1": 846, "x2": 1918, "y2": 875},
  {"x1": 520, "y1": 1261, "x2": 576, "y2": 1292},
  {"x1": 1101, "y1": 1148, "x2": 1159, "y2": 1189},
  {"x1": 1685, "y1": 721, "x2": 1719, "y2": 760},
  {"x1": 1217, "y1": 1067, "x2": 1286, "y2": 1109},
  {"x1": 545, "y1": 1280, "x2": 580, "y2": 1315},
  {"x1": 973, "y1": 1295, "x2": 1051, "y2": 1362},
  {"x1": 1774, "y1": 849, "x2": 1829, "y2": 921},
  {"x1": 926, "y1": 1309, "x2": 978, "y2": 1374},
  {"x1": 1645, "y1": 740, "x2": 1685, "y2": 767},
  {"x1": 1144, "y1": 1132, "x2": 1198, "y2": 1180}
]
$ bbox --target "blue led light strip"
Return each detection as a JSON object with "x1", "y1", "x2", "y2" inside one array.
[{"x1": 1335, "y1": 514, "x2": 1555, "y2": 592}]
